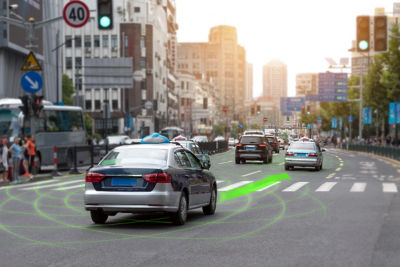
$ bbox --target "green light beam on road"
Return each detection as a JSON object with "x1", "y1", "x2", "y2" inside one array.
[{"x1": 219, "y1": 173, "x2": 292, "y2": 203}]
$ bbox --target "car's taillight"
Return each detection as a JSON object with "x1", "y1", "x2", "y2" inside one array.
[
  {"x1": 143, "y1": 173, "x2": 171, "y2": 183},
  {"x1": 308, "y1": 153, "x2": 318, "y2": 157},
  {"x1": 86, "y1": 172, "x2": 105, "y2": 183},
  {"x1": 236, "y1": 143, "x2": 243, "y2": 147},
  {"x1": 259, "y1": 143, "x2": 266, "y2": 147},
  {"x1": 285, "y1": 152, "x2": 294, "y2": 156}
]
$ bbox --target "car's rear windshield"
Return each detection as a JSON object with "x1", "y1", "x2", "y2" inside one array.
[
  {"x1": 289, "y1": 143, "x2": 315, "y2": 150},
  {"x1": 241, "y1": 136, "x2": 263, "y2": 143},
  {"x1": 100, "y1": 148, "x2": 168, "y2": 166},
  {"x1": 266, "y1": 137, "x2": 275, "y2": 142}
]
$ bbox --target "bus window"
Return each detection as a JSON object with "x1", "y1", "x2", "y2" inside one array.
[
  {"x1": 69, "y1": 111, "x2": 84, "y2": 131},
  {"x1": 44, "y1": 110, "x2": 84, "y2": 132},
  {"x1": 0, "y1": 109, "x2": 21, "y2": 137}
]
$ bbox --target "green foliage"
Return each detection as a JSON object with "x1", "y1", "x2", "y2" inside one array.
[
  {"x1": 213, "y1": 124, "x2": 224, "y2": 136},
  {"x1": 62, "y1": 74, "x2": 74, "y2": 105},
  {"x1": 84, "y1": 113, "x2": 93, "y2": 136},
  {"x1": 250, "y1": 124, "x2": 261, "y2": 130}
]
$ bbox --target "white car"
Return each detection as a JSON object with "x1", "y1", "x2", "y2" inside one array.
[
  {"x1": 192, "y1": 135, "x2": 208, "y2": 142},
  {"x1": 214, "y1": 136, "x2": 225, "y2": 141},
  {"x1": 228, "y1": 137, "x2": 235, "y2": 146}
]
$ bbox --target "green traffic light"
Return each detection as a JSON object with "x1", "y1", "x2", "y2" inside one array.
[
  {"x1": 99, "y1": 16, "x2": 111, "y2": 28},
  {"x1": 358, "y1": 40, "x2": 369, "y2": 51}
]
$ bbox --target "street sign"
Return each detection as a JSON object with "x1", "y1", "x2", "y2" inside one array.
[
  {"x1": 263, "y1": 117, "x2": 268, "y2": 122},
  {"x1": 317, "y1": 117, "x2": 322, "y2": 123},
  {"x1": 305, "y1": 95, "x2": 320, "y2": 102},
  {"x1": 275, "y1": 129, "x2": 279, "y2": 133},
  {"x1": 318, "y1": 73, "x2": 348, "y2": 102},
  {"x1": 283, "y1": 97, "x2": 305, "y2": 112},
  {"x1": 331, "y1": 118, "x2": 337, "y2": 129},
  {"x1": 339, "y1": 117, "x2": 343, "y2": 129},
  {"x1": 21, "y1": 52, "x2": 41, "y2": 71},
  {"x1": 133, "y1": 70, "x2": 145, "y2": 82},
  {"x1": 238, "y1": 123, "x2": 243, "y2": 129},
  {"x1": 21, "y1": 72, "x2": 42, "y2": 93},
  {"x1": 347, "y1": 115, "x2": 354, "y2": 123},
  {"x1": 144, "y1": 101, "x2": 153, "y2": 110},
  {"x1": 307, "y1": 124, "x2": 311, "y2": 129},
  {"x1": 364, "y1": 108, "x2": 372, "y2": 124},
  {"x1": 63, "y1": 0, "x2": 90, "y2": 28}
]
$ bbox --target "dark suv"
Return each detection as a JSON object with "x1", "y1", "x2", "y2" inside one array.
[
  {"x1": 265, "y1": 135, "x2": 280, "y2": 153},
  {"x1": 235, "y1": 135, "x2": 273, "y2": 164}
]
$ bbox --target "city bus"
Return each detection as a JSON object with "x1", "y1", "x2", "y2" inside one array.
[{"x1": 0, "y1": 98, "x2": 87, "y2": 171}]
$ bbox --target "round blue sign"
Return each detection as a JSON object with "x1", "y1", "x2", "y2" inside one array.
[{"x1": 21, "y1": 71, "x2": 42, "y2": 93}]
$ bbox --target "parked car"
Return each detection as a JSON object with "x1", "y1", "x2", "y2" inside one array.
[
  {"x1": 214, "y1": 136, "x2": 225, "y2": 141},
  {"x1": 265, "y1": 135, "x2": 280, "y2": 153},
  {"x1": 99, "y1": 135, "x2": 129, "y2": 145},
  {"x1": 244, "y1": 130, "x2": 264, "y2": 135},
  {"x1": 176, "y1": 140, "x2": 211, "y2": 168},
  {"x1": 228, "y1": 137, "x2": 236, "y2": 147},
  {"x1": 284, "y1": 141, "x2": 325, "y2": 171},
  {"x1": 84, "y1": 143, "x2": 217, "y2": 225},
  {"x1": 192, "y1": 135, "x2": 209, "y2": 142},
  {"x1": 235, "y1": 134, "x2": 273, "y2": 164}
]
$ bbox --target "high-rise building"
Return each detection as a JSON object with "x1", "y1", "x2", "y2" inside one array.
[
  {"x1": 177, "y1": 25, "x2": 247, "y2": 123},
  {"x1": 296, "y1": 73, "x2": 319, "y2": 114},
  {"x1": 262, "y1": 59, "x2": 287, "y2": 103},
  {"x1": 246, "y1": 63, "x2": 253, "y2": 101}
]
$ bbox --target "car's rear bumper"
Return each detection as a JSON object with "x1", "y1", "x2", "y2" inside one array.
[
  {"x1": 236, "y1": 151, "x2": 267, "y2": 159},
  {"x1": 84, "y1": 183, "x2": 180, "y2": 213},
  {"x1": 285, "y1": 157, "x2": 318, "y2": 167}
]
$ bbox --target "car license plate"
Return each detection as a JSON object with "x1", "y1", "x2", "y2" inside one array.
[
  {"x1": 295, "y1": 153, "x2": 307, "y2": 157},
  {"x1": 111, "y1": 178, "x2": 136, "y2": 187},
  {"x1": 246, "y1": 146, "x2": 255, "y2": 151}
]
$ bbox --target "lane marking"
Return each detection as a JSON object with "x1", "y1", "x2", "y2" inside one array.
[
  {"x1": 219, "y1": 181, "x2": 252, "y2": 192},
  {"x1": 282, "y1": 182, "x2": 309, "y2": 192},
  {"x1": 336, "y1": 168, "x2": 342, "y2": 172},
  {"x1": 242, "y1": 170, "x2": 262, "y2": 177},
  {"x1": 350, "y1": 182, "x2": 366, "y2": 192},
  {"x1": 54, "y1": 183, "x2": 84, "y2": 191},
  {"x1": 382, "y1": 183, "x2": 398, "y2": 193},
  {"x1": 216, "y1": 180, "x2": 224, "y2": 184},
  {"x1": 19, "y1": 180, "x2": 83, "y2": 191},
  {"x1": 257, "y1": 181, "x2": 281, "y2": 192},
  {"x1": 218, "y1": 161, "x2": 233, "y2": 165},
  {"x1": 0, "y1": 179, "x2": 58, "y2": 190},
  {"x1": 315, "y1": 182, "x2": 337, "y2": 192},
  {"x1": 326, "y1": 173, "x2": 336, "y2": 179}
]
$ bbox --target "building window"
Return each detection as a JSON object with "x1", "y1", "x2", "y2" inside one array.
[
  {"x1": 66, "y1": 57, "x2": 72, "y2": 69},
  {"x1": 94, "y1": 35, "x2": 100, "y2": 47},
  {"x1": 181, "y1": 81, "x2": 184, "y2": 89},
  {"x1": 102, "y1": 35, "x2": 109, "y2": 48},
  {"x1": 134, "y1": 7, "x2": 140, "y2": 12},
  {"x1": 75, "y1": 57, "x2": 82, "y2": 69},
  {"x1": 111, "y1": 35, "x2": 118, "y2": 48},
  {"x1": 65, "y1": 35, "x2": 72, "y2": 48},
  {"x1": 84, "y1": 35, "x2": 91, "y2": 48},
  {"x1": 140, "y1": 58, "x2": 146, "y2": 68},
  {"x1": 85, "y1": 100, "x2": 92, "y2": 110},
  {"x1": 75, "y1": 36, "x2": 82, "y2": 48},
  {"x1": 112, "y1": 100, "x2": 118, "y2": 110},
  {"x1": 94, "y1": 100, "x2": 101, "y2": 110},
  {"x1": 140, "y1": 36, "x2": 145, "y2": 48},
  {"x1": 141, "y1": 79, "x2": 147, "y2": 89},
  {"x1": 124, "y1": 35, "x2": 129, "y2": 48}
]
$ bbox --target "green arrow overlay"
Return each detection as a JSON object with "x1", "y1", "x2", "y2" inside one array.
[{"x1": 218, "y1": 173, "x2": 292, "y2": 203}]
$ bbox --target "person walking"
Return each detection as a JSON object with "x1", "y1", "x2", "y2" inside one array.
[
  {"x1": 24, "y1": 134, "x2": 35, "y2": 176},
  {"x1": 0, "y1": 137, "x2": 9, "y2": 183},
  {"x1": 9, "y1": 137, "x2": 22, "y2": 184}
]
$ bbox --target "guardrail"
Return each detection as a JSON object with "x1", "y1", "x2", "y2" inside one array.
[
  {"x1": 345, "y1": 144, "x2": 400, "y2": 161},
  {"x1": 52, "y1": 141, "x2": 229, "y2": 173}
]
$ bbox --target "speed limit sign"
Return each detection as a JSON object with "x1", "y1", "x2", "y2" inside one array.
[{"x1": 63, "y1": 0, "x2": 90, "y2": 28}]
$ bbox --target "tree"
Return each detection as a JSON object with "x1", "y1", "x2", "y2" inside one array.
[
  {"x1": 84, "y1": 113, "x2": 93, "y2": 136},
  {"x1": 62, "y1": 74, "x2": 74, "y2": 105},
  {"x1": 213, "y1": 124, "x2": 224, "y2": 136}
]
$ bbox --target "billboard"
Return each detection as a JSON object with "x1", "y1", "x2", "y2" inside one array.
[{"x1": 318, "y1": 73, "x2": 348, "y2": 102}]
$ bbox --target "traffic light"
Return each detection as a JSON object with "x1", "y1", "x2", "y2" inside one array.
[
  {"x1": 374, "y1": 16, "x2": 388, "y2": 52},
  {"x1": 31, "y1": 95, "x2": 43, "y2": 116},
  {"x1": 301, "y1": 106, "x2": 305, "y2": 114},
  {"x1": 97, "y1": 0, "x2": 113, "y2": 30},
  {"x1": 19, "y1": 95, "x2": 30, "y2": 117},
  {"x1": 357, "y1": 16, "x2": 370, "y2": 52},
  {"x1": 256, "y1": 105, "x2": 261, "y2": 115},
  {"x1": 251, "y1": 106, "x2": 255, "y2": 115},
  {"x1": 306, "y1": 105, "x2": 311, "y2": 115}
]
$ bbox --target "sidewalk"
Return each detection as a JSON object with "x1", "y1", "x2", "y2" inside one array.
[{"x1": 0, "y1": 172, "x2": 54, "y2": 188}]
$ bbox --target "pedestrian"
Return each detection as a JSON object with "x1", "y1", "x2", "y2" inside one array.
[
  {"x1": 25, "y1": 134, "x2": 35, "y2": 175},
  {"x1": 0, "y1": 137, "x2": 9, "y2": 183},
  {"x1": 21, "y1": 136, "x2": 32, "y2": 178},
  {"x1": 8, "y1": 137, "x2": 22, "y2": 184}
]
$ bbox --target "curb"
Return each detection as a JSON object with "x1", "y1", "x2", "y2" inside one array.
[{"x1": 337, "y1": 149, "x2": 400, "y2": 166}]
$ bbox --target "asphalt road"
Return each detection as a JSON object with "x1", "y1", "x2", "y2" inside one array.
[{"x1": 0, "y1": 148, "x2": 399, "y2": 267}]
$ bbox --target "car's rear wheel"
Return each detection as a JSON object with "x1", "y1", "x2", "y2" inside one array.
[
  {"x1": 172, "y1": 193, "x2": 188, "y2": 225},
  {"x1": 203, "y1": 186, "x2": 217, "y2": 215},
  {"x1": 320, "y1": 162, "x2": 323, "y2": 170},
  {"x1": 90, "y1": 210, "x2": 108, "y2": 224},
  {"x1": 315, "y1": 165, "x2": 320, "y2": 171},
  {"x1": 241, "y1": 159, "x2": 246, "y2": 164},
  {"x1": 263, "y1": 157, "x2": 268, "y2": 164},
  {"x1": 268, "y1": 153, "x2": 273, "y2": 163}
]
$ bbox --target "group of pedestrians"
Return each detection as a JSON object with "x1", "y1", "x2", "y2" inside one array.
[{"x1": 0, "y1": 134, "x2": 36, "y2": 184}]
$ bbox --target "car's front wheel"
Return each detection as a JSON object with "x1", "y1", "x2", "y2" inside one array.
[
  {"x1": 172, "y1": 193, "x2": 188, "y2": 225},
  {"x1": 90, "y1": 210, "x2": 108, "y2": 224},
  {"x1": 203, "y1": 186, "x2": 217, "y2": 215}
]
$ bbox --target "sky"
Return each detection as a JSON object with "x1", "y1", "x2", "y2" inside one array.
[{"x1": 175, "y1": 0, "x2": 395, "y2": 97}]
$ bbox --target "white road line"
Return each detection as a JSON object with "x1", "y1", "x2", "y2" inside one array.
[
  {"x1": 382, "y1": 183, "x2": 398, "y2": 193},
  {"x1": 54, "y1": 183, "x2": 84, "y2": 191},
  {"x1": 216, "y1": 180, "x2": 224, "y2": 184},
  {"x1": 350, "y1": 182, "x2": 366, "y2": 192},
  {"x1": 219, "y1": 181, "x2": 252, "y2": 192},
  {"x1": 218, "y1": 161, "x2": 233, "y2": 165},
  {"x1": 257, "y1": 181, "x2": 281, "y2": 192},
  {"x1": 315, "y1": 182, "x2": 337, "y2": 192},
  {"x1": 19, "y1": 180, "x2": 83, "y2": 191},
  {"x1": 0, "y1": 179, "x2": 58, "y2": 190},
  {"x1": 282, "y1": 182, "x2": 309, "y2": 192},
  {"x1": 242, "y1": 170, "x2": 261, "y2": 177}
]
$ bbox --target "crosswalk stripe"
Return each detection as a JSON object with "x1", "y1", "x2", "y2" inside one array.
[
  {"x1": 216, "y1": 180, "x2": 224, "y2": 184},
  {"x1": 218, "y1": 161, "x2": 232, "y2": 165},
  {"x1": 350, "y1": 182, "x2": 366, "y2": 192},
  {"x1": 54, "y1": 183, "x2": 84, "y2": 191},
  {"x1": 282, "y1": 182, "x2": 309, "y2": 192},
  {"x1": 0, "y1": 179, "x2": 58, "y2": 190},
  {"x1": 257, "y1": 181, "x2": 281, "y2": 192},
  {"x1": 315, "y1": 182, "x2": 337, "y2": 192},
  {"x1": 19, "y1": 180, "x2": 83, "y2": 191},
  {"x1": 242, "y1": 171, "x2": 261, "y2": 177},
  {"x1": 219, "y1": 181, "x2": 252, "y2": 192},
  {"x1": 382, "y1": 183, "x2": 398, "y2": 193}
]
